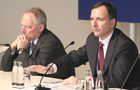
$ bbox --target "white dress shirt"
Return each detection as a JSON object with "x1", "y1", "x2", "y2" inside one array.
[{"x1": 99, "y1": 30, "x2": 113, "y2": 59}]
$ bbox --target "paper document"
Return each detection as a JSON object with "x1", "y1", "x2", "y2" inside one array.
[
  {"x1": 41, "y1": 81, "x2": 62, "y2": 88},
  {"x1": 32, "y1": 81, "x2": 83, "y2": 90}
]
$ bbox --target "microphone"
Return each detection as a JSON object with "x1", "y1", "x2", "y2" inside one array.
[
  {"x1": 64, "y1": 41, "x2": 75, "y2": 49},
  {"x1": 120, "y1": 54, "x2": 139, "y2": 89},
  {"x1": 35, "y1": 41, "x2": 75, "y2": 90},
  {"x1": 0, "y1": 43, "x2": 10, "y2": 47}
]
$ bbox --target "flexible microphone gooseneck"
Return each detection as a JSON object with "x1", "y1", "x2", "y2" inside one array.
[
  {"x1": 35, "y1": 63, "x2": 54, "y2": 90},
  {"x1": 35, "y1": 41, "x2": 75, "y2": 90},
  {"x1": 64, "y1": 41, "x2": 75, "y2": 49},
  {"x1": 0, "y1": 43, "x2": 10, "y2": 47},
  {"x1": 120, "y1": 55, "x2": 139, "y2": 90}
]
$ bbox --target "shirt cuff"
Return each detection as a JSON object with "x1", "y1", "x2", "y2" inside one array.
[
  {"x1": 11, "y1": 49, "x2": 15, "y2": 55},
  {"x1": 49, "y1": 63, "x2": 57, "y2": 73}
]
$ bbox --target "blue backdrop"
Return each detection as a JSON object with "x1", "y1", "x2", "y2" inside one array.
[{"x1": 78, "y1": 0, "x2": 140, "y2": 23}]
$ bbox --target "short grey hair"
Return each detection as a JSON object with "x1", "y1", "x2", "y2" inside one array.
[{"x1": 24, "y1": 7, "x2": 47, "y2": 26}]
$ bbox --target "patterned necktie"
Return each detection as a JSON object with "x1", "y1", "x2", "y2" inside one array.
[{"x1": 99, "y1": 42, "x2": 104, "y2": 72}]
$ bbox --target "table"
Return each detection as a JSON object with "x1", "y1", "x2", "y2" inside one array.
[
  {"x1": 0, "y1": 71, "x2": 82, "y2": 90},
  {"x1": 0, "y1": 71, "x2": 127, "y2": 90}
]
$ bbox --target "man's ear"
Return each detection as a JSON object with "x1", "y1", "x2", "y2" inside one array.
[
  {"x1": 39, "y1": 24, "x2": 45, "y2": 32},
  {"x1": 111, "y1": 18, "x2": 116, "y2": 28}
]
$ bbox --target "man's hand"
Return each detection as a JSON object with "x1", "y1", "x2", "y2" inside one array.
[
  {"x1": 17, "y1": 35, "x2": 30, "y2": 49},
  {"x1": 28, "y1": 65, "x2": 54, "y2": 74},
  {"x1": 11, "y1": 34, "x2": 30, "y2": 51},
  {"x1": 11, "y1": 39, "x2": 18, "y2": 51},
  {"x1": 62, "y1": 76, "x2": 80, "y2": 86}
]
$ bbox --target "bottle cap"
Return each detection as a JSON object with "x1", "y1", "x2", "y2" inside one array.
[{"x1": 88, "y1": 78, "x2": 92, "y2": 81}]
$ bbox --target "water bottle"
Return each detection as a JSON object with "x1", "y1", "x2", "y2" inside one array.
[
  {"x1": 95, "y1": 70, "x2": 104, "y2": 90},
  {"x1": 12, "y1": 61, "x2": 18, "y2": 88},
  {"x1": 17, "y1": 61, "x2": 24, "y2": 89},
  {"x1": 84, "y1": 70, "x2": 94, "y2": 90}
]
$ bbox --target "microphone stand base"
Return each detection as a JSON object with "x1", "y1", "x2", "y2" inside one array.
[{"x1": 35, "y1": 86, "x2": 51, "y2": 90}]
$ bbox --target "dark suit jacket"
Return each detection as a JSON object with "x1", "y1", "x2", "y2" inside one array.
[
  {"x1": 54, "y1": 28, "x2": 140, "y2": 89},
  {"x1": 1, "y1": 28, "x2": 75, "y2": 79}
]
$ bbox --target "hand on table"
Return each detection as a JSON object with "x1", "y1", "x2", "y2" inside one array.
[
  {"x1": 27, "y1": 65, "x2": 54, "y2": 74},
  {"x1": 62, "y1": 76, "x2": 80, "y2": 86}
]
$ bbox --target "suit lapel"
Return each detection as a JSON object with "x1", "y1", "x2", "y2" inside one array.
[
  {"x1": 103, "y1": 29, "x2": 118, "y2": 75},
  {"x1": 103, "y1": 40, "x2": 115, "y2": 75},
  {"x1": 86, "y1": 33, "x2": 99, "y2": 75},
  {"x1": 32, "y1": 41, "x2": 40, "y2": 55},
  {"x1": 91, "y1": 39, "x2": 99, "y2": 75},
  {"x1": 31, "y1": 29, "x2": 48, "y2": 56},
  {"x1": 32, "y1": 35, "x2": 45, "y2": 56}
]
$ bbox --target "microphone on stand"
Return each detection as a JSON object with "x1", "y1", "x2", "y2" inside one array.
[
  {"x1": 120, "y1": 54, "x2": 139, "y2": 90},
  {"x1": 35, "y1": 41, "x2": 75, "y2": 90},
  {"x1": 64, "y1": 41, "x2": 75, "y2": 49}
]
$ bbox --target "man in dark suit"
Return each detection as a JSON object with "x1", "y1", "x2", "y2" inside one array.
[
  {"x1": 1, "y1": 7, "x2": 75, "y2": 79},
  {"x1": 29, "y1": 2, "x2": 140, "y2": 89}
]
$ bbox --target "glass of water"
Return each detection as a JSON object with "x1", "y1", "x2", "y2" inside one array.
[{"x1": 24, "y1": 67, "x2": 31, "y2": 88}]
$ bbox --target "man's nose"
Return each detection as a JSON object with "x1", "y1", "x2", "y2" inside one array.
[
  {"x1": 21, "y1": 27, "x2": 26, "y2": 33},
  {"x1": 93, "y1": 20, "x2": 98, "y2": 27}
]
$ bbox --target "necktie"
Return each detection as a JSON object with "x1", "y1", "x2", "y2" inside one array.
[
  {"x1": 99, "y1": 42, "x2": 104, "y2": 72},
  {"x1": 29, "y1": 42, "x2": 35, "y2": 55}
]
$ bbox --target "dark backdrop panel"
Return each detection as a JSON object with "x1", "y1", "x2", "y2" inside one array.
[{"x1": 78, "y1": 0, "x2": 140, "y2": 23}]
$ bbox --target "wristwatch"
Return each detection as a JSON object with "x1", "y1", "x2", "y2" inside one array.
[{"x1": 17, "y1": 48, "x2": 25, "y2": 54}]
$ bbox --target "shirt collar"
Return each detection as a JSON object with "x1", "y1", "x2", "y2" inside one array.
[
  {"x1": 99, "y1": 30, "x2": 114, "y2": 46},
  {"x1": 31, "y1": 39, "x2": 38, "y2": 45}
]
